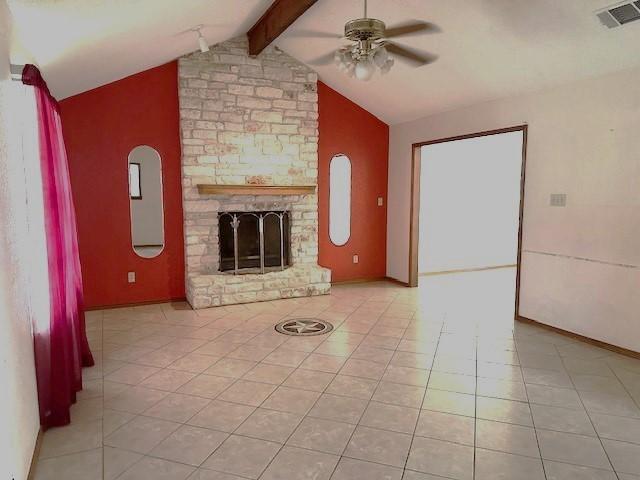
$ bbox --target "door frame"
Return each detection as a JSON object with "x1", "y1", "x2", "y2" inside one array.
[{"x1": 408, "y1": 125, "x2": 529, "y2": 318}]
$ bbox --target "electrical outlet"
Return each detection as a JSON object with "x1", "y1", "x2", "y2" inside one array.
[
  {"x1": 127, "y1": 271, "x2": 136, "y2": 283},
  {"x1": 550, "y1": 193, "x2": 567, "y2": 207},
  {"x1": 353, "y1": 254, "x2": 359, "y2": 264},
  {"x1": 377, "y1": 197, "x2": 384, "y2": 206}
]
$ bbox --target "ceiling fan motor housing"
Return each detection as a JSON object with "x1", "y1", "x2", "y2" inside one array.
[{"x1": 344, "y1": 18, "x2": 386, "y2": 41}]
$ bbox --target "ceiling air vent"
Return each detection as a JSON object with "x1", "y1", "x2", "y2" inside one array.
[{"x1": 596, "y1": 1, "x2": 640, "y2": 28}]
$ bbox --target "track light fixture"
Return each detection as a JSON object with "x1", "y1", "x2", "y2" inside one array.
[{"x1": 193, "y1": 25, "x2": 209, "y2": 53}]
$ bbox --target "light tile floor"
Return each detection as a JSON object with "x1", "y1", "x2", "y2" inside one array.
[{"x1": 32, "y1": 269, "x2": 640, "y2": 480}]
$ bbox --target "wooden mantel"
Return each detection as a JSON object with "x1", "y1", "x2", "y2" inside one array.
[{"x1": 197, "y1": 184, "x2": 316, "y2": 196}]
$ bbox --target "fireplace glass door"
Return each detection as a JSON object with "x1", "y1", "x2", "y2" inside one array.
[{"x1": 219, "y1": 211, "x2": 290, "y2": 273}]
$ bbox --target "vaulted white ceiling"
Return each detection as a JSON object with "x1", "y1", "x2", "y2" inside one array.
[
  {"x1": 6, "y1": 0, "x2": 272, "y2": 99},
  {"x1": 8, "y1": 0, "x2": 640, "y2": 124},
  {"x1": 280, "y1": 0, "x2": 640, "y2": 123}
]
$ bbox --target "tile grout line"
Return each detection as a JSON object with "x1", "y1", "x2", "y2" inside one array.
[
  {"x1": 516, "y1": 332, "x2": 549, "y2": 480},
  {"x1": 113, "y1": 323, "x2": 473, "y2": 418},
  {"x1": 107, "y1": 301, "x2": 196, "y2": 479},
  {"x1": 400, "y1": 312, "x2": 445, "y2": 478},
  {"x1": 555, "y1": 343, "x2": 621, "y2": 480},
  {"x1": 322, "y1": 291, "x2": 400, "y2": 480},
  {"x1": 608, "y1": 362, "x2": 640, "y2": 414},
  {"x1": 103, "y1": 304, "x2": 276, "y2": 478},
  {"x1": 101, "y1": 354, "x2": 632, "y2": 474},
  {"x1": 108, "y1": 306, "x2": 278, "y2": 479},
  {"x1": 103, "y1": 365, "x2": 624, "y2": 442},
  {"x1": 241, "y1": 290, "x2": 377, "y2": 479},
  {"x1": 49, "y1": 284, "x2": 640, "y2": 480},
  {"x1": 473, "y1": 321, "x2": 478, "y2": 480},
  {"x1": 191, "y1": 290, "x2": 376, "y2": 478}
]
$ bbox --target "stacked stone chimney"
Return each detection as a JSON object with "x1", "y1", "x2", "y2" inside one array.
[{"x1": 178, "y1": 36, "x2": 330, "y2": 308}]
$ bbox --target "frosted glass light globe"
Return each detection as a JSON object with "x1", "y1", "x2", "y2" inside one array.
[
  {"x1": 373, "y1": 46, "x2": 388, "y2": 67},
  {"x1": 355, "y1": 58, "x2": 375, "y2": 81},
  {"x1": 380, "y1": 57, "x2": 394, "y2": 74}
]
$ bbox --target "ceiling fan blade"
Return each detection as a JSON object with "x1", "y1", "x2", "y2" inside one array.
[
  {"x1": 285, "y1": 29, "x2": 344, "y2": 39},
  {"x1": 384, "y1": 21, "x2": 441, "y2": 38},
  {"x1": 384, "y1": 42, "x2": 438, "y2": 66},
  {"x1": 308, "y1": 50, "x2": 339, "y2": 66}
]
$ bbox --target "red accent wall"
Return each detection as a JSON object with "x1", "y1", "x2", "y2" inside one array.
[
  {"x1": 60, "y1": 62, "x2": 185, "y2": 308},
  {"x1": 318, "y1": 81, "x2": 389, "y2": 282}
]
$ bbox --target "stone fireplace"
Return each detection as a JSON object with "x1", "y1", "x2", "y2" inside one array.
[{"x1": 178, "y1": 36, "x2": 331, "y2": 308}]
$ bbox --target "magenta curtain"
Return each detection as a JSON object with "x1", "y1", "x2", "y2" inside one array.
[{"x1": 22, "y1": 64, "x2": 94, "y2": 429}]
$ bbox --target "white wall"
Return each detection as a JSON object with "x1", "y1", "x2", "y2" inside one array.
[
  {"x1": 388, "y1": 66, "x2": 640, "y2": 352},
  {"x1": 0, "y1": 3, "x2": 45, "y2": 478},
  {"x1": 418, "y1": 131, "x2": 522, "y2": 273}
]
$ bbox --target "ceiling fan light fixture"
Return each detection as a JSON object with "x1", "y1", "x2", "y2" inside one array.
[
  {"x1": 380, "y1": 57, "x2": 394, "y2": 75},
  {"x1": 373, "y1": 46, "x2": 388, "y2": 67},
  {"x1": 346, "y1": 63, "x2": 356, "y2": 77},
  {"x1": 314, "y1": 0, "x2": 438, "y2": 81},
  {"x1": 355, "y1": 57, "x2": 376, "y2": 81}
]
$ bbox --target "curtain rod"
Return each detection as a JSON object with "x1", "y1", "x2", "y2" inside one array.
[{"x1": 10, "y1": 63, "x2": 24, "y2": 81}]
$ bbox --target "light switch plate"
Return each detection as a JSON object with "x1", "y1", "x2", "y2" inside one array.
[
  {"x1": 353, "y1": 255, "x2": 359, "y2": 264},
  {"x1": 377, "y1": 197, "x2": 384, "y2": 206},
  {"x1": 550, "y1": 193, "x2": 567, "y2": 207},
  {"x1": 128, "y1": 271, "x2": 136, "y2": 283}
]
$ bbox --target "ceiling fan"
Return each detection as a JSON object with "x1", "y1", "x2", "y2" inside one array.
[{"x1": 297, "y1": 0, "x2": 441, "y2": 81}]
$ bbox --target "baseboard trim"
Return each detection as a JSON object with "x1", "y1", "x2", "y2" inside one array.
[
  {"x1": 384, "y1": 276, "x2": 410, "y2": 287},
  {"x1": 27, "y1": 428, "x2": 43, "y2": 480},
  {"x1": 331, "y1": 276, "x2": 388, "y2": 286},
  {"x1": 88, "y1": 278, "x2": 414, "y2": 310},
  {"x1": 85, "y1": 296, "x2": 187, "y2": 311},
  {"x1": 516, "y1": 315, "x2": 640, "y2": 360},
  {"x1": 331, "y1": 276, "x2": 410, "y2": 287}
]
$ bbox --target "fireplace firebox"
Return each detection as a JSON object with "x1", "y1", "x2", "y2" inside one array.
[{"x1": 218, "y1": 211, "x2": 291, "y2": 274}]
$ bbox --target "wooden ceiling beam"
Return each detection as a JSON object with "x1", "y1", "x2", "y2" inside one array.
[{"x1": 248, "y1": 0, "x2": 318, "y2": 56}]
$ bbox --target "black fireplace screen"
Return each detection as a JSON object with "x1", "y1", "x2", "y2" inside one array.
[{"x1": 219, "y1": 211, "x2": 291, "y2": 273}]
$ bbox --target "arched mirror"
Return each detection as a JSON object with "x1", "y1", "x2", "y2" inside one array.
[
  {"x1": 128, "y1": 146, "x2": 165, "y2": 258},
  {"x1": 329, "y1": 154, "x2": 351, "y2": 246}
]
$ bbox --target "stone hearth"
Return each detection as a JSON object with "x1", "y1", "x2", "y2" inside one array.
[{"x1": 178, "y1": 36, "x2": 330, "y2": 308}]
